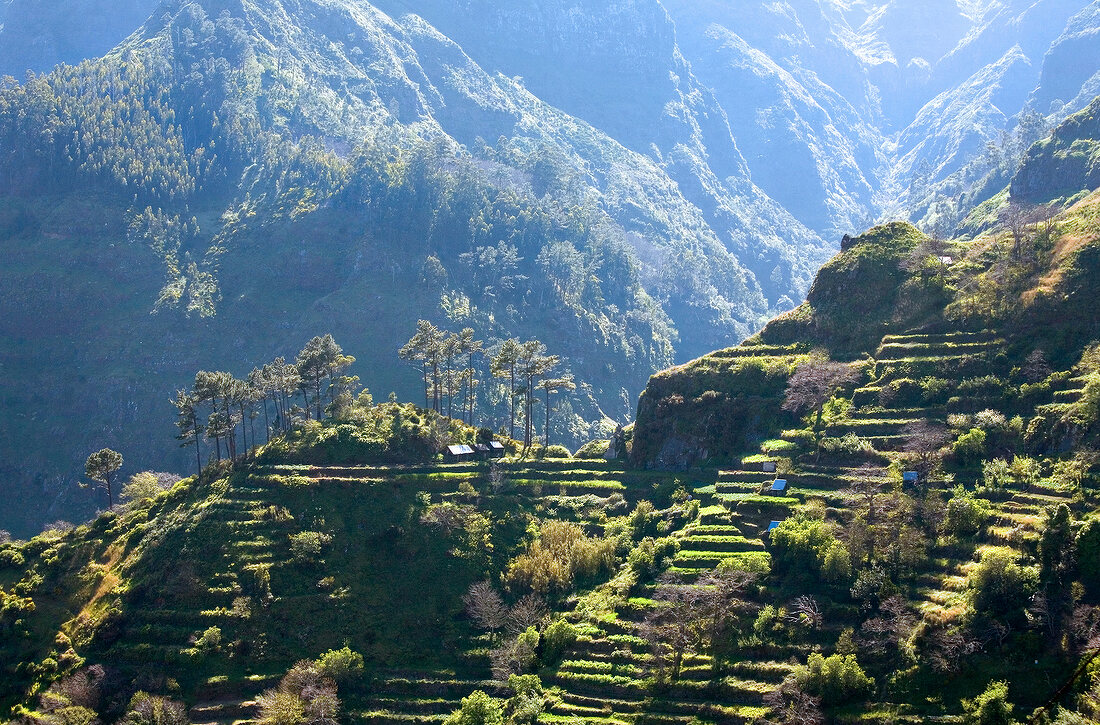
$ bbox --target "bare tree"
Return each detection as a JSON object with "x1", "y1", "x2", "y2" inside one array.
[
  {"x1": 762, "y1": 678, "x2": 824, "y2": 725},
  {"x1": 901, "y1": 421, "x2": 951, "y2": 479},
  {"x1": 506, "y1": 594, "x2": 549, "y2": 635},
  {"x1": 1023, "y1": 349, "x2": 1052, "y2": 383},
  {"x1": 782, "y1": 359, "x2": 861, "y2": 455},
  {"x1": 999, "y1": 200, "x2": 1037, "y2": 260},
  {"x1": 463, "y1": 582, "x2": 507, "y2": 635}
]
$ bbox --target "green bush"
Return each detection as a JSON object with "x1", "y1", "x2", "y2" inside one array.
[
  {"x1": 289, "y1": 531, "x2": 333, "y2": 562},
  {"x1": 444, "y1": 690, "x2": 503, "y2": 725},
  {"x1": 822, "y1": 541, "x2": 853, "y2": 583},
  {"x1": 968, "y1": 549, "x2": 1038, "y2": 622},
  {"x1": 541, "y1": 619, "x2": 577, "y2": 663},
  {"x1": 123, "y1": 692, "x2": 188, "y2": 725},
  {"x1": 944, "y1": 487, "x2": 992, "y2": 537},
  {"x1": 982, "y1": 456, "x2": 1041, "y2": 490},
  {"x1": 962, "y1": 680, "x2": 1015, "y2": 725},
  {"x1": 819, "y1": 433, "x2": 881, "y2": 462},
  {"x1": 194, "y1": 626, "x2": 222, "y2": 650},
  {"x1": 953, "y1": 428, "x2": 987, "y2": 464},
  {"x1": 769, "y1": 515, "x2": 836, "y2": 579},
  {"x1": 316, "y1": 646, "x2": 364, "y2": 683},
  {"x1": 541, "y1": 445, "x2": 572, "y2": 459},
  {"x1": 574, "y1": 439, "x2": 610, "y2": 459},
  {"x1": 921, "y1": 376, "x2": 954, "y2": 404},
  {"x1": 505, "y1": 675, "x2": 544, "y2": 725},
  {"x1": 627, "y1": 536, "x2": 679, "y2": 579},
  {"x1": 794, "y1": 653, "x2": 874, "y2": 706}
]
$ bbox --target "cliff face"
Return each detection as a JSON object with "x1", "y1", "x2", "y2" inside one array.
[
  {"x1": 1012, "y1": 94, "x2": 1100, "y2": 203},
  {"x1": 631, "y1": 190, "x2": 1100, "y2": 467}
]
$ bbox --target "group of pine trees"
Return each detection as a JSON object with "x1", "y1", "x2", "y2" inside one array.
[
  {"x1": 399, "y1": 321, "x2": 576, "y2": 449},
  {"x1": 172, "y1": 335, "x2": 355, "y2": 476}
]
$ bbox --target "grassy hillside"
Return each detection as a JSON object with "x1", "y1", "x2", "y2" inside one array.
[{"x1": 7, "y1": 234, "x2": 1100, "y2": 725}]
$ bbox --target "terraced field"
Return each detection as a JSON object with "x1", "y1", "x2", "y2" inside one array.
[{"x1": 8, "y1": 320, "x2": 1097, "y2": 725}]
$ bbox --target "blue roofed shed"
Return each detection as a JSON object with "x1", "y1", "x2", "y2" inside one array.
[
  {"x1": 903, "y1": 471, "x2": 919, "y2": 484},
  {"x1": 767, "y1": 520, "x2": 782, "y2": 532},
  {"x1": 770, "y1": 479, "x2": 788, "y2": 493}
]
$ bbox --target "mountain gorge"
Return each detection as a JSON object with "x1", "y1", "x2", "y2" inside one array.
[{"x1": 1, "y1": 0, "x2": 1100, "y2": 536}]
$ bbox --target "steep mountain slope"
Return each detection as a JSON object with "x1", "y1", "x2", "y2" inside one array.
[
  {"x1": 0, "y1": 0, "x2": 834, "y2": 537},
  {"x1": 1011, "y1": 94, "x2": 1100, "y2": 203}
]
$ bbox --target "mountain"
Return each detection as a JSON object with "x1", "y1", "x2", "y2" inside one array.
[
  {"x1": 1011, "y1": 84, "x2": 1100, "y2": 203},
  {"x1": 3, "y1": 0, "x2": 1100, "y2": 538},
  {"x1": 0, "y1": 0, "x2": 834, "y2": 538},
  {"x1": 632, "y1": 186, "x2": 1100, "y2": 467}
]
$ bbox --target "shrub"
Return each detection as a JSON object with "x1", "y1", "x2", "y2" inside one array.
[
  {"x1": 541, "y1": 445, "x2": 572, "y2": 459},
  {"x1": 953, "y1": 428, "x2": 987, "y2": 464},
  {"x1": 627, "y1": 536, "x2": 679, "y2": 579},
  {"x1": 505, "y1": 521, "x2": 617, "y2": 596},
  {"x1": 444, "y1": 690, "x2": 503, "y2": 725},
  {"x1": 505, "y1": 674, "x2": 544, "y2": 725},
  {"x1": 769, "y1": 515, "x2": 836, "y2": 579},
  {"x1": 123, "y1": 692, "x2": 188, "y2": 725},
  {"x1": 289, "y1": 531, "x2": 333, "y2": 562},
  {"x1": 316, "y1": 646, "x2": 364, "y2": 683},
  {"x1": 819, "y1": 433, "x2": 881, "y2": 462},
  {"x1": 921, "y1": 376, "x2": 954, "y2": 403},
  {"x1": 822, "y1": 541, "x2": 853, "y2": 583},
  {"x1": 962, "y1": 680, "x2": 1014, "y2": 725},
  {"x1": 574, "y1": 439, "x2": 610, "y2": 459},
  {"x1": 255, "y1": 689, "x2": 306, "y2": 725},
  {"x1": 192, "y1": 626, "x2": 221, "y2": 653},
  {"x1": 968, "y1": 549, "x2": 1038, "y2": 621},
  {"x1": 982, "y1": 456, "x2": 1041, "y2": 490},
  {"x1": 541, "y1": 619, "x2": 577, "y2": 663},
  {"x1": 794, "y1": 653, "x2": 874, "y2": 706},
  {"x1": 944, "y1": 487, "x2": 992, "y2": 537},
  {"x1": 981, "y1": 459, "x2": 1012, "y2": 489}
]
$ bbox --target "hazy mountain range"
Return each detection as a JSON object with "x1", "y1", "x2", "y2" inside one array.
[{"x1": 0, "y1": 0, "x2": 1098, "y2": 535}]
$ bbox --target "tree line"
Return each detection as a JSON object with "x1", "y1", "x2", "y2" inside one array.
[
  {"x1": 171, "y1": 334, "x2": 355, "y2": 477},
  {"x1": 399, "y1": 320, "x2": 575, "y2": 450}
]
